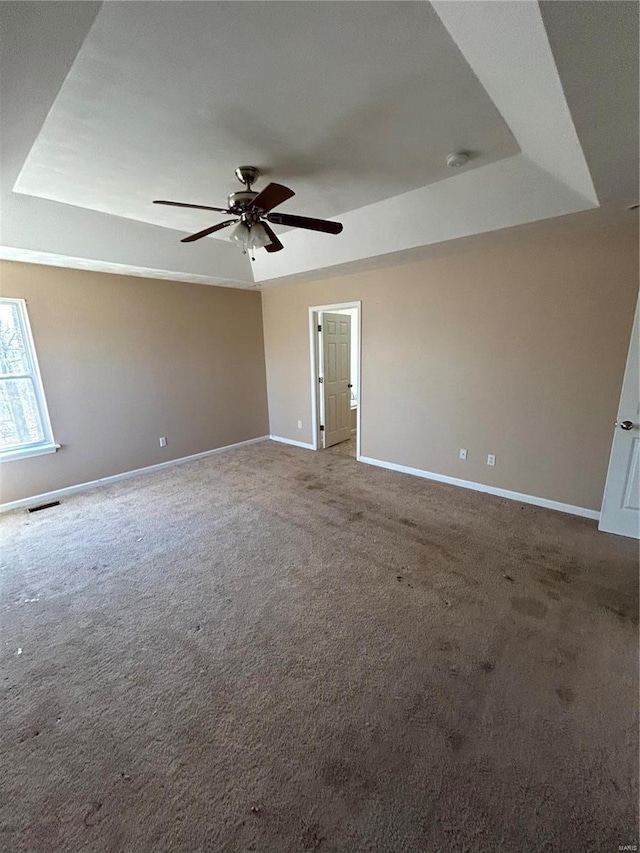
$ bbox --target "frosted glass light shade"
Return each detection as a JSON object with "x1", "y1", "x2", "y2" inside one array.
[
  {"x1": 229, "y1": 221, "x2": 270, "y2": 253},
  {"x1": 249, "y1": 222, "x2": 270, "y2": 249},
  {"x1": 229, "y1": 221, "x2": 250, "y2": 250}
]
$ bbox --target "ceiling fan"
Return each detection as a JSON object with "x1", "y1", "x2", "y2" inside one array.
[{"x1": 153, "y1": 166, "x2": 343, "y2": 257}]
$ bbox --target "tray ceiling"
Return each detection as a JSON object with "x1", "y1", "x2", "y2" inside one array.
[
  {"x1": 2, "y1": 1, "x2": 635, "y2": 288},
  {"x1": 14, "y1": 1, "x2": 519, "y2": 238}
]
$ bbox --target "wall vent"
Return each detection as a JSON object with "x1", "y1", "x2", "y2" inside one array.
[{"x1": 27, "y1": 501, "x2": 60, "y2": 513}]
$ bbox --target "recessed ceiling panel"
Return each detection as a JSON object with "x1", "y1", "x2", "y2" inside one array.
[{"x1": 15, "y1": 1, "x2": 519, "y2": 239}]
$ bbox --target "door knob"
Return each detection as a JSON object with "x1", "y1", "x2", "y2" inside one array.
[{"x1": 618, "y1": 420, "x2": 635, "y2": 430}]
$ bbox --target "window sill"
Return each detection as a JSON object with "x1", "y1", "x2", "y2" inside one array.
[{"x1": 0, "y1": 443, "x2": 60, "y2": 463}]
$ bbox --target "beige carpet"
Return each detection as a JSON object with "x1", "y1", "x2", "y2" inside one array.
[
  {"x1": 325, "y1": 435, "x2": 357, "y2": 458},
  {"x1": 1, "y1": 440, "x2": 638, "y2": 853}
]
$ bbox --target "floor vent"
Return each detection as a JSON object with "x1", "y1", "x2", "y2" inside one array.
[{"x1": 27, "y1": 501, "x2": 60, "y2": 513}]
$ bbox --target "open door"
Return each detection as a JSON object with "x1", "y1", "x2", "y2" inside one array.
[
  {"x1": 321, "y1": 312, "x2": 351, "y2": 448},
  {"x1": 599, "y1": 298, "x2": 640, "y2": 538}
]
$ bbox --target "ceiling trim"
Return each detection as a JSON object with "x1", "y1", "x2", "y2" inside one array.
[{"x1": 0, "y1": 247, "x2": 255, "y2": 289}]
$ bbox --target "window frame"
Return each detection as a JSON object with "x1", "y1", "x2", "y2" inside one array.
[{"x1": 0, "y1": 297, "x2": 58, "y2": 462}]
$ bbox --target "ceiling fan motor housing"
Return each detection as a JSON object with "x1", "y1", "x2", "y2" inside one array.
[{"x1": 228, "y1": 190, "x2": 258, "y2": 212}]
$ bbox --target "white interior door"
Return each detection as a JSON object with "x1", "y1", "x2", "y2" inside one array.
[
  {"x1": 599, "y1": 298, "x2": 640, "y2": 538},
  {"x1": 321, "y1": 312, "x2": 351, "y2": 448}
]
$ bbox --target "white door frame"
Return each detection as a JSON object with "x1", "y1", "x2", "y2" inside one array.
[
  {"x1": 309, "y1": 301, "x2": 362, "y2": 459},
  {"x1": 599, "y1": 295, "x2": 640, "y2": 537}
]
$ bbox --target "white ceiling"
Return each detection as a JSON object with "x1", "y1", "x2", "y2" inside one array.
[
  {"x1": 14, "y1": 2, "x2": 518, "y2": 237},
  {"x1": 1, "y1": 1, "x2": 637, "y2": 289},
  {"x1": 540, "y1": 0, "x2": 639, "y2": 208}
]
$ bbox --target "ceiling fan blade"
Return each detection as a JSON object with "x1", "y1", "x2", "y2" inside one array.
[
  {"x1": 262, "y1": 222, "x2": 284, "y2": 253},
  {"x1": 154, "y1": 200, "x2": 230, "y2": 213},
  {"x1": 250, "y1": 183, "x2": 295, "y2": 214},
  {"x1": 181, "y1": 220, "x2": 238, "y2": 242},
  {"x1": 266, "y1": 211, "x2": 343, "y2": 235}
]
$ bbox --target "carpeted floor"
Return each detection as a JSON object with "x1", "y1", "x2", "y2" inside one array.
[
  {"x1": 325, "y1": 435, "x2": 357, "y2": 458},
  {"x1": 1, "y1": 440, "x2": 638, "y2": 853}
]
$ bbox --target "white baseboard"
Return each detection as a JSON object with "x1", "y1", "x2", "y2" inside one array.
[
  {"x1": 269, "y1": 435, "x2": 315, "y2": 450},
  {"x1": 359, "y1": 455, "x2": 600, "y2": 520},
  {"x1": 0, "y1": 435, "x2": 269, "y2": 513},
  {"x1": 2, "y1": 437, "x2": 600, "y2": 522}
]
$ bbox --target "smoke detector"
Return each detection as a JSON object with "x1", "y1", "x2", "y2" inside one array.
[{"x1": 446, "y1": 151, "x2": 470, "y2": 169}]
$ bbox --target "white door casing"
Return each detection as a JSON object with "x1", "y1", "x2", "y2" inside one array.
[
  {"x1": 321, "y1": 312, "x2": 352, "y2": 448},
  {"x1": 599, "y1": 298, "x2": 640, "y2": 539}
]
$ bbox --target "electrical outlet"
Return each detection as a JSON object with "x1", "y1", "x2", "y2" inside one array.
[
  {"x1": 487, "y1": 454, "x2": 496, "y2": 466},
  {"x1": 459, "y1": 448, "x2": 467, "y2": 460},
  {"x1": 297, "y1": 420, "x2": 303, "y2": 430},
  {"x1": 159, "y1": 436, "x2": 167, "y2": 448}
]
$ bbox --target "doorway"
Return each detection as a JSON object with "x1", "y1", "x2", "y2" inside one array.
[{"x1": 309, "y1": 301, "x2": 361, "y2": 460}]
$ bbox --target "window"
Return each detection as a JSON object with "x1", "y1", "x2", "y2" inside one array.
[{"x1": 0, "y1": 298, "x2": 57, "y2": 462}]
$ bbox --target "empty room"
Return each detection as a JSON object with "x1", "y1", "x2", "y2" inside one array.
[{"x1": 1, "y1": 2, "x2": 638, "y2": 851}]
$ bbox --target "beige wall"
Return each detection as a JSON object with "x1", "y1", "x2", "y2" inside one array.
[
  {"x1": 0, "y1": 262, "x2": 269, "y2": 504},
  {"x1": 262, "y1": 223, "x2": 639, "y2": 511}
]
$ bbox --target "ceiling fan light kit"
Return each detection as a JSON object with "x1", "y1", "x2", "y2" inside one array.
[
  {"x1": 229, "y1": 220, "x2": 271, "y2": 255},
  {"x1": 153, "y1": 166, "x2": 343, "y2": 257}
]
